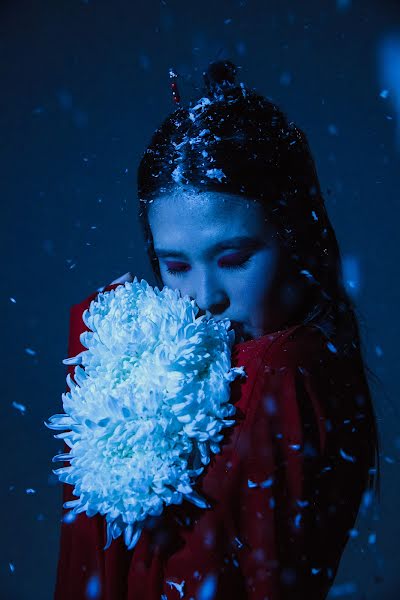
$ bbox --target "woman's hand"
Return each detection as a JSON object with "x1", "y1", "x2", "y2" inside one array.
[{"x1": 109, "y1": 272, "x2": 134, "y2": 285}]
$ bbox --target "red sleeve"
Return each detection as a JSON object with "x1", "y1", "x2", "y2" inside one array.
[
  {"x1": 235, "y1": 325, "x2": 373, "y2": 599},
  {"x1": 54, "y1": 283, "x2": 131, "y2": 600}
]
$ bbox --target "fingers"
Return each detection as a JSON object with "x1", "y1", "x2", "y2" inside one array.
[{"x1": 110, "y1": 272, "x2": 134, "y2": 285}]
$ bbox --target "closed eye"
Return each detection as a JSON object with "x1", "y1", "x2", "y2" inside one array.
[
  {"x1": 218, "y1": 251, "x2": 252, "y2": 268},
  {"x1": 165, "y1": 261, "x2": 190, "y2": 276},
  {"x1": 165, "y1": 252, "x2": 253, "y2": 277}
]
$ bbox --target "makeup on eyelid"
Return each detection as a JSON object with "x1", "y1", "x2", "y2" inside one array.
[
  {"x1": 164, "y1": 251, "x2": 253, "y2": 276},
  {"x1": 154, "y1": 236, "x2": 267, "y2": 260}
]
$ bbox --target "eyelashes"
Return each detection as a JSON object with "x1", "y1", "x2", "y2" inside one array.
[
  {"x1": 166, "y1": 267, "x2": 188, "y2": 276},
  {"x1": 165, "y1": 254, "x2": 252, "y2": 277}
]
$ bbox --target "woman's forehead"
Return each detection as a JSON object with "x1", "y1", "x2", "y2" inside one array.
[
  {"x1": 148, "y1": 189, "x2": 268, "y2": 228},
  {"x1": 148, "y1": 189, "x2": 277, "y2": 253}
]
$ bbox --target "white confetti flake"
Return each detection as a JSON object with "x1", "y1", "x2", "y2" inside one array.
[
  {"x1": 205, "y1": 168, "x2": 226, "y2": 182},
  {"x1": 368, "y1": 532, "x2": 377, "y2": 545},
  {"x1": 86, "y1": 573, "x2": 101, "y2": 599},
  {"x1": 299, "y1": 269, "x2": 317, "y2": 283},
  {"x1": 326, "y1": 341, "x2": 337, "y2": 354},
  {"x1": 339, "y1": 448, "x2": 356, "y2": 462},
  {"x1": 166, "y1": 579, "x2": 185, "y2": 598},
  {"x1": 63, "y1": 512, "x2": 77, "y2": 524},
  {"x1": 296, "y1": 499, "x2": 309, "y2": 507},
  {"x1": 330, "y1": 581, "x2": 358, "y2": 596},
  {"x1": 348, "y1": 528, "x2": 359, "y2": 538},
  {"x1": 343, "y1": 255, "x2": 361, "y2": 296},
  {"x1": 289, "y1": 443, "x2": 301, "y2": 451},
  {"x1": 260, "y1": 476, "x2": 274, "y2": 489},
  {"x1": 197, "y1": 573, "x2": 217, "y2": 600},
  {"x1": 294, "y1": 513, "x2": 302, "y2": 528},
  {"x1": 171, "y1": 165, "x2": 184, "y2": 184},
  {"x1": 234, "y1": 536, "x2": 243, "y2": 548},
  {"x1": 12, "y1": 401, "x2": 26, "y2": 414},
  {"x1": 384, "y1": 455, "x2": 395, "y2": 464}
]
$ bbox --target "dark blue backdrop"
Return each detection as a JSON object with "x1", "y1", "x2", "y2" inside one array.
[{"x1": 1, "y1": 1, "x2": 399, "y2": 598}]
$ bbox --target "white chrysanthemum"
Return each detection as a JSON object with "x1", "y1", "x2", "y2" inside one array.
[{"x1": 46, "y1": 277, "x2": 246, "y2": 551}]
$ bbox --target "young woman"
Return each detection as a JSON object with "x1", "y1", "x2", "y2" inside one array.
[{"x1": 54, "y1": 60, "x2": 380, "y2": 599}]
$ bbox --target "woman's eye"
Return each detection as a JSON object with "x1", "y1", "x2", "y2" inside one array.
[
  {"x1": 165, "y1": 253, "x2": 252, "y2": 276},
  {"x1": 217, "y1": 252, "x2": 252, "y2": 269},
  {"x1": 165, "y1": 261, "x2": 190, "y2": 276}
]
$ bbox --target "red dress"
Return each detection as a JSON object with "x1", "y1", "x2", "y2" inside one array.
[{"x1": 53, "y1": 282, "x2": 373, "y2": 600}]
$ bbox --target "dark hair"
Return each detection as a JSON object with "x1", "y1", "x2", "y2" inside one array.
[{"x1": 137, "y1": 59, "x2": 381, "y2": 502}]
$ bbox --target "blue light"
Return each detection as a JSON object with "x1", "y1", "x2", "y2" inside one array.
[
  {"x1": 197, "y1": 573, "x2": 218, "y2": 600},
  {"x1": 86, "y1": 574, "x2": 101, "y2": 599},
  {"x1": 342, "y1": 254, "x2": 361, "y2": 297}
]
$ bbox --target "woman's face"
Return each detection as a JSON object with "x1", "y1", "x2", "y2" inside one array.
[{"x1": 147, "y1": 188, "x2": 300, "y2": 341}]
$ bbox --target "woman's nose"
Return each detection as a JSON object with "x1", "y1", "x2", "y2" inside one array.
[
  {"x1": 190, "y1": 285, "x2": 229, "y2": 316},
  {"x1": 195, "y1": 300, "x2": 229, "y2": 319}
]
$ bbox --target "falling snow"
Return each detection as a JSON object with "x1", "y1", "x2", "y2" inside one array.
[
  {"x1": 25, "y1": 348, "x2": 37, "y2": 356},
  {"x1": 12, "y1": 401, "x2": 26, "y2": 414}
]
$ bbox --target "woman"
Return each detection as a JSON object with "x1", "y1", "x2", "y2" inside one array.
[{"x1": 54, "y1": 60, "x2": 380, "y2": 599}]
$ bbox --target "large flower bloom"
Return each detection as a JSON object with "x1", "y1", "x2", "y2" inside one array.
[{"x1": 46, "y1": 278, "x2": 246, "y2": 550}]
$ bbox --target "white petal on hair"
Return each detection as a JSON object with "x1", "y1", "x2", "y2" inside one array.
[{"x1": 205, "y1": 168, "x2": 227, "y2": 182}]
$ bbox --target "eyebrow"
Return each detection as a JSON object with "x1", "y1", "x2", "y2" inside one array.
[{"x1": 154, "y1": 236, "x2": 265, "y2": 259}]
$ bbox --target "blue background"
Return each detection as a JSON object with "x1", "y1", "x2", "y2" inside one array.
[{"x1": 1, "y1": 0, "x2": 399, "y2": 598}]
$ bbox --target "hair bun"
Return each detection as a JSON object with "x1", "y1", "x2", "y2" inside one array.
[{"x1": 203, "y1": 60, "x2": 238, "y2": 97}]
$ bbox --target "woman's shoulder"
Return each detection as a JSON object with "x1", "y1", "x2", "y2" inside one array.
[
  {"x1": 246, "y1": 323, "x2": 366, "y2": 413},
  {"x1": 70, "y1": 282, "x2": 123, "y2": 316},
  {"x1": 234, "y1": 323, "x2": 338, "y2": 373},
  {"x1": 68, "y1": 283, "x2": 123, "y2": 356},
  {"x1": 267, "y1": 323, "x2": 340, "y2": 370}
]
